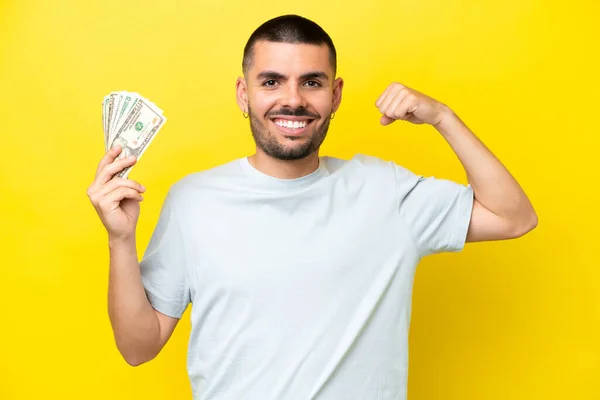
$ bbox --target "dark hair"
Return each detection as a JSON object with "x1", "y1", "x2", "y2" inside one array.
[{"x1": 242, "y1": 15, "x2": 337, "y2": 75}]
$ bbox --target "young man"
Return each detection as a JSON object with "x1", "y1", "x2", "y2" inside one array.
[{"x1": 87, "y1": 14, "x2": 537, "y2": 400}]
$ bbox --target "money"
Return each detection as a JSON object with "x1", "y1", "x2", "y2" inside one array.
[{"x1": 102, "y1": 91, "x2": 167, "y2": 178}]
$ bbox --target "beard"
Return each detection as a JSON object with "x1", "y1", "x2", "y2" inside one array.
[{"x1": 248, "y1": 104, "x2": 330, "y2": 161}]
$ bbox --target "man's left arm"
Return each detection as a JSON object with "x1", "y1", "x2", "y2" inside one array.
[{"x1": 376, "y1": 82, "x2": 538, "y2": 242}]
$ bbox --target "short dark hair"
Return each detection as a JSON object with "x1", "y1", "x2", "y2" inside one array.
[{"x1": 242, "y1": 15, "x2": 337, "y2": 75}]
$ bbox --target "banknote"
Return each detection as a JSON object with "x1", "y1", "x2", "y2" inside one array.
[
  {"x1": 102, "y1": 95, "x2": 111, "y2": 149},
  {"x1": 102, "y1": 91, "x2": 166, "y2": 178},
  {"x1": 110, "y1": 92, "x2": 140, "y2": 150}
]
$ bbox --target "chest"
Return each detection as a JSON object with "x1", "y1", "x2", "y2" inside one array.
[{"x1": 180, "y1": 187, "x2": 415, "y2": 306}]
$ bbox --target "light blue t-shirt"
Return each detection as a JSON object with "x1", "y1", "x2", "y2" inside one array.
[{"x1": 140, "y1": 154, "x2": 474, "y2": 400}]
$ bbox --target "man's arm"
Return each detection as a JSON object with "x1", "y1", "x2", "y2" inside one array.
[
  {"x1": 376, "y1": 82, "x2": 537, "y2": 242},
  {"x1": 433, "y1": 111, "x2": 538, "y2": 242},
  {"x1": 108, "y1": 238, "x2": 180, "y2": 366},
  {"x1": 87, "y1": 146, "x2": 179, "y2": 366}
]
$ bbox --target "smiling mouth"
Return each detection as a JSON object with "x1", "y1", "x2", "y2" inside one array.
[{"x1": 270, "y1": 118, "x2": 315, "y2": 135}]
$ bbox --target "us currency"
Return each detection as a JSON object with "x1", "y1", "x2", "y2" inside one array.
[
  {"x1": 103, "y1": 91, "x2": 124, "y2": 149},
  {"x1": 105, "y1": 94, "x2": 167, "y2": 178},
  {"x1": 102, "y1": 95, "x2": 111, "y2": 150},
  {"x1": 105, "y1": 92, "x2": 119, "y2": 149},
  {"x1": 109, "y1": 92, "x2": 140, "y2": 151},
  {"x1": 109, "y1": 92, "x2": 124, "y2": 145}
]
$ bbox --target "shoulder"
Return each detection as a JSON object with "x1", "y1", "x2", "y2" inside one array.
[
  {"x1": 164, "y1": 157, "x2": 245, "y2": 202},
  {"x1": 325, "y1": 153, "x2": 422, "y2": 186}
]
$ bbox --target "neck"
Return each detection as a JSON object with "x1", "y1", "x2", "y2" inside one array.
[{"x1": 248, "y1": 149, "x2": 320, "y2": 179}]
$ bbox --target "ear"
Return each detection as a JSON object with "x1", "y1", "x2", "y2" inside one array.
[
  {"x1": 332, "y1": 77, "x2": 344, "y2": 113},
  {"x1": 236, "y1": 77, "x2": 249, "y2": 112}
]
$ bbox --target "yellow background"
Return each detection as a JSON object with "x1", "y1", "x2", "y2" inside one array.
[{"x1": 1, "y1": 0, "x2": 598, "y2": 398}]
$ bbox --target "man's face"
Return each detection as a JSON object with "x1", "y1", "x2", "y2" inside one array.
[{"x1": 237, "y1": 41, "x2": 343, "y2": 161}]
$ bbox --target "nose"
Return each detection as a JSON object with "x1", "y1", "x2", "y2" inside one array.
[{"x1": 280, "y1": 83, "x2": 307, "y2": 110}]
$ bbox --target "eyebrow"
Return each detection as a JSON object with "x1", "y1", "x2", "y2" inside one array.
[{"x1": 256, "y1": 70, "x2": 329, "y2": 81}]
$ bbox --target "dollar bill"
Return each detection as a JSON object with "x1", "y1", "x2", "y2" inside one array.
[
  {"x1": 110, "y1": 92, "x2": 140, "y2": 151},
  {"x1": 102, "y1": 95, "x2": 111, "y2": 149},
  {"x1": 106, "y1": 93, "x2": 118, "y2": 148},
  {"x1": 110, "y1": 92, "x2": 123, "y2": 142},
  {"x1": 109, "y1": 96, "x2": 166, "y2": 178}
]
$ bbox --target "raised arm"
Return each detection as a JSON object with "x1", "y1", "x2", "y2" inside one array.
[
  {"x1": 376, "y1": 82, "x2": 538, "y2": 242},
  {"x1": 87, "y1": 146, "x2": 179, "y2": 366},
  {"x1": 433, "y1": 111, "x2": 538, "y2": 242}
]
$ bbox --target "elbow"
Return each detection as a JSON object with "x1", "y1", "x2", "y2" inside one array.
[
  {"x1": 123, "y1": 355, "x2": 147, "y2": 367},
  {"x1": 118, "y1": 345, "x2": 158, "y2": 367},
  {"x1": 530, "y1": 211, "x2": 539, "y2": 231},
  {"x1": 513, "y1": 210, "x2": 538, "y2": 238}
]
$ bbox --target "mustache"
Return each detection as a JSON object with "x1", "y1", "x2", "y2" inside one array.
[{"x1": 266, "y1": 107, "x2": 320, "y2": 119}]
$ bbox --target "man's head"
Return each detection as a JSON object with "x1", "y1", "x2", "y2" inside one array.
[{"x1": 236, "y1": 15, "x2": 343, "y2": 161}]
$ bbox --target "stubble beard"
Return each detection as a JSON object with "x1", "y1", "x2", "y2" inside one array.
[{"x1": 248, "y1": 104, "x2": 330, "y2": 161}]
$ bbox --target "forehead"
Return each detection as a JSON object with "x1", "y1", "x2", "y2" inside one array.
[{"x1": 249, "y1": 41, "x2": 332, "y2": 77}]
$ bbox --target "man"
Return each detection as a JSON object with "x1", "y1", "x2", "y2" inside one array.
[{"x1": 87, "y1": 14, "x2": 537, "y2": 400}]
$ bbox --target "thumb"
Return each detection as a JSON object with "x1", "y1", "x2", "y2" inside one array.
[{"x1": 380, "y1": 115, "x2": 395, "y2": 126}]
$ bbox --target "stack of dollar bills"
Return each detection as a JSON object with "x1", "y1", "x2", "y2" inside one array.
[{"x1": 102, "y1": 91, "x2": 167, "y2": 178}]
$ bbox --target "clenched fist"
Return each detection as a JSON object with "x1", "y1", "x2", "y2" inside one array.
[
  {"x1": 375, "y1": 82, "x2": 451, "y2": 127},
  {"x1": 87, "y1": 146, "x2": 146, "y2": 241}
]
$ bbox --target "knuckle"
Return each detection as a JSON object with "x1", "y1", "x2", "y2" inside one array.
[
  {"x1": 107, "y1": 183, "x2": 118, "y2": 193},
  {"x1": 100, "y1": 166, "x2": 112, "y2": 177},
  {"x1": 113, "y1": 158, "x2": 128, "y2": 168}
]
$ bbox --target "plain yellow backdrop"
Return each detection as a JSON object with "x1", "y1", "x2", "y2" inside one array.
[{"x1": 1, "y1": 0, "x2": 598, "y2": 399}]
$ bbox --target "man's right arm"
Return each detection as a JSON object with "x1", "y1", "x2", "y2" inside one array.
[
  {"x1": 87, "y1": 145, "x2": 178, "y2": 366},
  {"x1": 108, "y1": 237, "x2": 179, "y2": 366}
]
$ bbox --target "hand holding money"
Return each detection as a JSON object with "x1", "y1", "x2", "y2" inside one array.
[
  {"x1": 87, "y1": 146, "x2": 146, "y2": 241},
  {"x1": 102, "y1": 91, "x2": 167, "y2": 178}
]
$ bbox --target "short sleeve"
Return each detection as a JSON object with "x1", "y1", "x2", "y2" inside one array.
[
  {"x1": 393, "y1": 164, "x2": 474, "y2": 257},
  {"x1": 139, "y1": 190, "x2": 191, "y2": 318}
]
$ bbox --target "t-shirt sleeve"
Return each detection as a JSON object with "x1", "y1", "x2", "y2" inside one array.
[
  {"x1": 393, "y1": 163, "x2": 474, "y2": 257},
  {"x1": 139, "y1": 189, "x2": 191, "y2": 318}
]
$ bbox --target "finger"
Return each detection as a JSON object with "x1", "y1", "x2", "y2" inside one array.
[
  {"x1": 383, "y1": 90, "x2": 408, "y2": 121},
  {"x1": 379, "y1": 89, "x2": 407, "y2": 120},
  {"x1": 97, "y1": 178, "x2": 146, "y2": 197},
  {"x1": 95, "y1": 145, "x2": 123, "y2": 178},
  {"x1": 392, "y1": 95, "x2": 419, "y2": 121},
  {"x1": 98, "y1": 156, "x2": 138, "y2": 185},
  {"x1": 380, "y1": 115, "x2": 395, "y2": 126},
  {"x1": 102, "y1": 187, "x2": 144, "y2": 210},
  {"x1": 401, "y1": 95, "x2": 419, "y2": 116},
  {"x1": 375, "y1": 83, "x2": 394, "y2": 108},
  {"x1": 376, "y1": 82, "x2": 405, "y2": 108}
]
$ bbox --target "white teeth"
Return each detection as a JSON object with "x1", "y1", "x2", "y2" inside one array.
[{"x1": 275, "y1": 119, "x2": 308, "y2": 129}]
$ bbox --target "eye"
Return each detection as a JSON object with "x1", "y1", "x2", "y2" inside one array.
[
  {"x1": 304, "y1": 80, "x2": 322, "y2": 87},
  {"x1": 263, "y1": 79, "x2": 278, "y2": 87}
]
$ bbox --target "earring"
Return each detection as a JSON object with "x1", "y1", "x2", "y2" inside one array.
[
  {"x1": 330, "y1": 112, "x2": 335, "y2": 120},
  {"x1": 243, "y1": 110, "x2": 249, "y2": 118}
]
